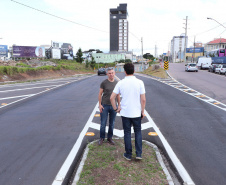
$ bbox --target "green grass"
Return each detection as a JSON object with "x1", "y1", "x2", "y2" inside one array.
[
  {"x1": 0, "y1": 59, "x2": 95, "y2": 76},
  {"x1": 77, "y1": 139, "x2": 168, "y2": 185}
]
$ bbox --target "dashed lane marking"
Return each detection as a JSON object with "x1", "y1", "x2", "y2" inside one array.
[
  {"x1": 135, "y1": 73, "x2": 226, "y2": 112},
  {"x1": 0, "y1": 85, "x2": 59, "y2": 93}
]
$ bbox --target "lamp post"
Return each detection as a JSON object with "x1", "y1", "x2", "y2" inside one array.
[
  {"x1": 207, "y1": 17, "x2": 226, "y2": 49},
  {"x1": 207, "y1": 17, "x2": 226, "y2": 28},
  {"x1": 97, "y1": 56, "x2": 100, "y2": 69}
]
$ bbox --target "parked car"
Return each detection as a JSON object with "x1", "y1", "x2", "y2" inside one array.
[
  {"x1": 208, "y1": 64, "x2": 220, "y2": 73},
  {"x1": 196, "y1": 57, "x2": 212, "y2": 69},
  {"x1": 215, "y1": 64, "x2": 226, "y2": 74},
  {"x1": 185, "y1": 63, "x2": 198, "y2": 72},
  {"x1": 97, "y1": 68, "x2": 106, "y2": 76}
]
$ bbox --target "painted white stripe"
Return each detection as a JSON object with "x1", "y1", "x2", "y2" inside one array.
[
  {"x1": 136, "y1": 73, "x2": 226, "y2": 112},
  {"x1": 52, "y1": 102, "x2": 99, "y2": 185},
  {"x1": 0, "y1": 85, "x2": 60, "y2": 93},
  {"x1": 0, "y1": 74, "x2": 94, "y2": 89},
  {"x1": 0, "y1": 94, "x2": 36, "y2": 100},
  {"x1": 144, "y1": 110, "x2": 195, "y2": 185},
  {"x1": 0, "y1": 78, "x2": 80, "y2": 109}
]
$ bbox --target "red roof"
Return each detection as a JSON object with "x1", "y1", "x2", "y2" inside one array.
[{"x1": 208, "y1": 38, "x2": 226, "y2": 44}]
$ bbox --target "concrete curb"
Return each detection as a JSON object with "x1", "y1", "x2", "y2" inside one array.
[
  {"x1": 72, "y1": 139, "x2": 175, "y2": 185},
  {"x1": 143, "y1": 140, "x2": 174, "y2": 185}
]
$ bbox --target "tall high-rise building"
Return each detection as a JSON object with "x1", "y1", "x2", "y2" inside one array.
[{"x1": 110, "y1": 4, "x2": 128, "y2": 52}]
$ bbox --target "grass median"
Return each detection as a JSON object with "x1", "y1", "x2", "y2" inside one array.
[
  {"x1": 77, "y1": 139, "x2": 168, "y2": 185},
  {"x1": 142, "y1": 65, "x2": 168, "y2": 79}
]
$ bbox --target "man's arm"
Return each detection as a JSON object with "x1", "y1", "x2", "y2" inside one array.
[
  {"x1": 140, "y1": 94, "x2": 146, "y2": 118},
  {"x1": 116, "y1": 94, "x2": 121, "y2": 112},
  {"x1": 110, "y1": 92, "x2": 118, "y2": 112},
  {"x1": 98, "y1": 88, "x2": 104, "y2": 113}
]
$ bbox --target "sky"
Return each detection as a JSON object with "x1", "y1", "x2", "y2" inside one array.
[{"x1": 1, "y1": 0, "x2": 226, "y2": 56}]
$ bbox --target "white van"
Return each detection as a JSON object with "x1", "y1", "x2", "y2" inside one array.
[{"x1": 196, "y1": 57, "x2": 212, "y2": 69}]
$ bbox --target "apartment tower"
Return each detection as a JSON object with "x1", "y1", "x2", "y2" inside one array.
[{"x1": 110, "y1": 4, "x2": 128, "y2": 52}]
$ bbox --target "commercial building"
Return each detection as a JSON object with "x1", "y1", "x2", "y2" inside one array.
[
  {"x1": 171, "y1": 34, "x2": 188, "y2": 62},
  {"x1": 110, "y1": 4, "x2": 128, "y2": 52},
  {"x1": 185, "y1": 47, "x2": 204, "y2": 61},
  {"x1": 92, "y1": 53, "x2": 126, "y2": 63},
  {"x1": 204, "y1": 38, "x2": 226, "y2": 51}
]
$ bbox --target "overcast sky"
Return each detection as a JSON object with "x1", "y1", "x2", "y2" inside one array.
[{"x1": 1, "y1": 0, "x2": 226, "y2": 56}]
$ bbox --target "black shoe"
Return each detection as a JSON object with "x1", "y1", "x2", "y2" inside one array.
[
  {"x1": 107, "y1": 138, "x2": 115, "y2": 145},
  {"x1": 123, "y1": 153, "x2": 131, "y2": 161},
  {"x1": 98, "y1": 138, "x2": 104, "y2": 146},
  {"x1": 136, "y1": 156, "x2": 142, "y2": 160}
]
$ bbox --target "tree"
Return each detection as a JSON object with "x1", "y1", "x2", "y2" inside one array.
[
  {"x1": 76, "y1": 48, "x2": 84, "y2": 63},
  {"x1": 90, "y1": 57, "x2": 96, "y2": 69},
  {"x1": 96, "y1": 49, "x2": 103, "y2": 53},
  {"x1": 85, "y1": 59, "x2": 89, "y2": 68},
  {"x1": 143, "y1": 53, "x2": 154, "y2": 60},
  {"x1": 125, "y1": 59, "x2": 132, "y2": 63}
]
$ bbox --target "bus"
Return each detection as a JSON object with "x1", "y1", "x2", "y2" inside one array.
[{"x1": 206, "y1": 49, "x2": 226, "y2": 57}]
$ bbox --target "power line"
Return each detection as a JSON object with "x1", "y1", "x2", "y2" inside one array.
[
  {"x1": 195, "y1": 22, "x2": 226, "y2": 36},
  {"x1": 11, "y1": 0, "x2": 108, "y2": 33}
]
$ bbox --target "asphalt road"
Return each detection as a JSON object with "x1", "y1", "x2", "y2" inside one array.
[
  {"x1": 0, "y1": 72, "x2": 226, "y2": 185},
  {"x1": 168, "y1": 62, "x2": 226, "y2": 104}
]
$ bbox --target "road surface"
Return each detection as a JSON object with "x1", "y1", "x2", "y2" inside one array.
[{"x1": 0, "y1": 72, "x2": 226, "y2": 185}]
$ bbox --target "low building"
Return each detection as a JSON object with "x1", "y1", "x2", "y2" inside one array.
[
  {"x1": 185, "y1": 47, "x2": 204, "y2": 62},
  {"x1": 92, "y1": 53, "x2": 126, "y2": 63},
  {"x1": 205, "y1": 38, "x2": 226, "y2": 51}
]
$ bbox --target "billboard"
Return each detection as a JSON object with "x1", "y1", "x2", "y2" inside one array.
[
  {"x1": 186, "y1": 47, "x2": 204, "y2": 53},
  {"x1": 52, "y1": 48, "x2": 61, "y2": 59},
  {"x1": 51, "y1": 41, "x2": 73, "y2": 60},
  {"x1": 12, "y1": 46, "x2": 45, "y2": 58},
  {"x1": 0, "y1": 45, "x2": 8, "y2": 57}
]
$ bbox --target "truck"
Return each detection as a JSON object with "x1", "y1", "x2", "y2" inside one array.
[
  {"x1": 196, "y1": 57, "x2": 212, "y2": 69},
  {"x1": 211, "y1": 57, "x2": 226, "y2": 64}
]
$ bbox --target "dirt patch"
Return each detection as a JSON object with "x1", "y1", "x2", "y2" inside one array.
[
  {"x1": 77, "y1": 139, "x2": 168, "y2": 185},
  {"x1": 142, "y1": 65, "x2": 169, "y2": 79},
  {"x1": 0, "y1": 69, "x2": 94, "y2": 83}
]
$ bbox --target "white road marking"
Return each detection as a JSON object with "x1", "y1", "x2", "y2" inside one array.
[
  {"x1": 0, "y1": 75, "x2": 94, "y2": 108},
  {"x1": 136, "y1": 73, "x2": 226, "y2": 112},
  {"x1": 0, "y1": 84, "x2": 60, "y2": 93},
  {"x1": 51, "y1": 102, "x2": 99, "y2": 185},
  {"x1": 0, "y1": 94, "x2": 36, "y2": 100},
  {"x1": 144, "y1": 110, "x2": 195, "y2": 185},
  {"x1": 53, "y1": 74, "x2": 192, "y2": 185}
]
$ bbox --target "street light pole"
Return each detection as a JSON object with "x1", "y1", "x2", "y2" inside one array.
[{"x1": 207, "y1": 17, "x2": 226, "y2": 28}]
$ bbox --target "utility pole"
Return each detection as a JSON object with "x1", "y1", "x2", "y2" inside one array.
[
  {"x1": 155, "y1": 44, "x2": 157, "y2": 59},
  {"x1": 141, "y1": 37, "x2": 143, "y2": 71},
  {"x1": 184, "y1": 16, "x2": 188, "y2": 63},
  {"x1": 193, "y1": 36, "x2": 196, "y2": 63}
]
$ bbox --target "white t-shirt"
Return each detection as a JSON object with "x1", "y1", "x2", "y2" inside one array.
[{"x1": 113, "y1": 75, "x2": 145, "y2": 118}]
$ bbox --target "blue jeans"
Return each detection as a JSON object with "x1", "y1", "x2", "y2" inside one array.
[
  {"x1": 121, "y1": 116, "x2": 142, "y2": 157},
  {"x1": 100, "y1": 104, "x2": 117, "y2": 139}
]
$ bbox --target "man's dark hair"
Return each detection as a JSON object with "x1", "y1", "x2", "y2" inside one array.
[{"x1": 124, "y1": 63, "x2": 134, "y2": 75}]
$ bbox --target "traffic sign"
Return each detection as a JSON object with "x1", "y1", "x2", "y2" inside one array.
[{"x1": 164, "y1": 61, "x2": 169, "y2": 70}]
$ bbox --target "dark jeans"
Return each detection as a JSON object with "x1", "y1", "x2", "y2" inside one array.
[
  {"x1": 121, "y1": 116, "x2": 142, "y2": 157},
  {"x1": 100, "y1": 104, "x2": 117, "y2": 139}
]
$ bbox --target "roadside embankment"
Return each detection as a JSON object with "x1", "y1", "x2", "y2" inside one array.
[
  {"x1": 142, "y1": 64, "x2": 169, "y2": 79},
  {"x1": 0, "y1": 59, "x2": 95, "y2": 83}
]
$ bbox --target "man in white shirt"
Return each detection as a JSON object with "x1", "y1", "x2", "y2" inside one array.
[{"x1": 110, "y1": 63, "x2": 146, "y2": 160}]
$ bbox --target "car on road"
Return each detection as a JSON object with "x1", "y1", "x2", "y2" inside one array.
[
  {"x1": 197, "y1": 57, "x2": 212, "y2": 70},
  {"x1": 97, "y1": 68, "x2": 106, "y2": 75},
  {"x1": 208, "y1": 64, "x2": 220, "y2": 73},
  {"x1": 215, "y1": 64, "x2": 226, "y2": 74},
  {"x1": 185, "y1": 63, "x2": 198, "y2": 72}
]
